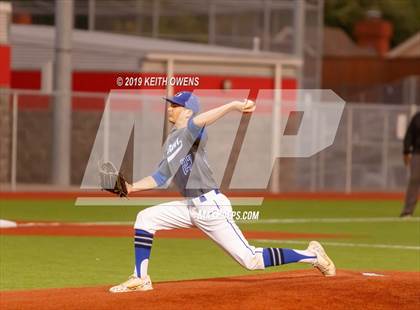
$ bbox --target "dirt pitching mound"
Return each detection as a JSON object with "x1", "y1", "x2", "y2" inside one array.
[{"x1": 1, "y1": 270, "x2": 419, "y2": 310}]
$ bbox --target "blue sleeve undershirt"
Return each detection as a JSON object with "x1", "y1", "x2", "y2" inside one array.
[
  {"x1": 188, "y1": 117, "x2": 205, "y2": 140},
  {"x1": 151, "y1": 159, "x2": 170, "y2": 186},
  {"x1": 151, "y1": 171, "x2": 168, "y2": 187}
]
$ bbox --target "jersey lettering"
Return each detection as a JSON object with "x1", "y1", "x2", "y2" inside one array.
[
  {"x1": 180, "y1": 154, "x2": 193, "y2": 176},
  {"x1": 167, "y1": 138, "x2": 183, "y2": 162}
]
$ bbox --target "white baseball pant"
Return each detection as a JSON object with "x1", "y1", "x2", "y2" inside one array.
[{"x1": 134, "y1": 190, "x2": 265, "y2": 270}]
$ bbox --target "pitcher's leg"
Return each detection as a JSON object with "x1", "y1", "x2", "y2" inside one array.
[
  {"x1": 199, "y1": 217, "x2": 318, "y2": 270},
  {"x1": 133, "y1": 200, "x2": 193, "y2": 278},
  {"x1": 110, "y1": 200, "x2": 195, "y2": 293},
  {"x1": 194, "y1": 195, "x2": 317, "y2": 271},
  {"x1": 134, "y1": 200, "x2": 193, "y2": 233},
  {"x1": 199, "y1": 216, "x2": 265, "y2": 270}
]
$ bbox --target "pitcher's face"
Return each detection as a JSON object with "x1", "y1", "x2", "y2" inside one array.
[{"x1": 167, "y1": 103, "x2": 183, "y2": 124}]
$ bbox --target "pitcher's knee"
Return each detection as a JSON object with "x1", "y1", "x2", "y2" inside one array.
[
  {"x1": 239, "y1": 253, "x2": 264, "y2": 270},
  {"x1": 134, "y1": 209, "x2": 154, "y2": 233}
]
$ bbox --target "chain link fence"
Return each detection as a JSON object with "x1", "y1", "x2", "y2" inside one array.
[
  {"x1": 294, "y1": 103, "x2": 418, "y2": 192},
  {"x1": 1, "y1": 89, "x2": 417, "y2": 192},
  {"x1": 11, "y1": 0, "x2": 323, "y2": 88}
]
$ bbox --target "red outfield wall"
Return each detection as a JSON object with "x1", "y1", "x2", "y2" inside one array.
[
  {"x1": 0, "y1": 45, "x2": 11, "y2": 87},
  {"x1": 0, "y1": 191, "x2": 406, "y2": 200},
  {"x1": 11, "y1": 70, "x2": 296, "y2": 109}
]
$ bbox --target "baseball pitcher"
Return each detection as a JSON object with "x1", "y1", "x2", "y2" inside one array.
[{"x1": 106, "y1": 91, "x2": 336, "y2": 293}]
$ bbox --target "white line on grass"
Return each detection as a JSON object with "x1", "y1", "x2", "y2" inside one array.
[
  {"x1": 8, "y1": 222, "x2": 420, "y2": 251},
  {"x1": 75, "y1": 197, "x2": 263, "y2": 206},
  {"x1": 239, "y1": 217, "x2": 420, "y2": 224},
  {"x1": 254, "y1": 239, "x2": 420, "y2": 251},
  {"x1": 16, "y1": 221, "x2": 133, "y2": 227},
  {"x1": 14, "y1": 217, "x2": 419, "y2": 228}
]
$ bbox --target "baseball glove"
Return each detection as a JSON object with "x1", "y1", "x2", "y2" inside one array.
[{"x1": 99, "y1": 161, "x2": 128, "y2": 197}]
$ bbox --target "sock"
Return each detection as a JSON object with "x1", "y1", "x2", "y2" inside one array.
[
  {"x1": 134, "y1": 229, "x2": 154, "y2": 278},
  {"x1": 262, "y1": 248, "x2": 316, "y2": 267}
]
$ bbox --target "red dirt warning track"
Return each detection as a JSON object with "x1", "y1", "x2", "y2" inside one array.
[
  {"x1": 1, "y1": 270, "x2": 419, "y2": 310},
  {"x1": 0, "y1": 191, "x2": 407, "y2": 200}
]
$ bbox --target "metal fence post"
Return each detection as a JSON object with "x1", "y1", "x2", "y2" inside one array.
[
  {"x1": 310, "y1": 94, "x2": 318, "y2": 192},
  {"x1": 103, "y1": 96, "x2": 110, "y2": 162},
  {"x1": 11, "y1": 93, "x2": 18, "y2": 191},
  {"x1": 345, "y1": 106, "x2": 353, "y2": 193},
  {"x1": 88, "y1": 0, "x2": 95, "y2": 31},
  {"x1": 382, "y1": 110, "x2": 389, "y2": 189},
  {"x1": 318, "y1": 113, "x2": 326, "y2": 190},
  {"x1": 270, "y1": 63, "x2": 282, "y2": 193}
]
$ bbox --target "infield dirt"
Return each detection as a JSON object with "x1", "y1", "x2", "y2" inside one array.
[{"x1": 1, "y1": 270, "x2": 419, "y2": 310}]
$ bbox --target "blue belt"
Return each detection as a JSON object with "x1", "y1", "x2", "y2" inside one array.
[{"x1": 198, "y1": 189, "x2": 220, "y2": 202}]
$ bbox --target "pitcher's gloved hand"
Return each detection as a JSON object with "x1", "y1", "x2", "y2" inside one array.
[{"x1": 99, "y1": 161, "x2": 128, "y2": 197}]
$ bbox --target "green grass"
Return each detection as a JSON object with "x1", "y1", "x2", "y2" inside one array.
[
  {"x1": 1, "y1": 199, "x2": 413, "y2": 222},
  {"x1": 1, "y1": 236, "x2": 301, "y2": 290},
  {"x1": 0, "y1": 200, "x2": 140, "y2": 223},
  {"x1": 0, "y1": 199, "x2": 419, "y2": 290}
]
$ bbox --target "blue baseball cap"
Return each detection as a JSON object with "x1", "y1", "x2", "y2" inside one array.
[{"x1": 164, "y1": 91, "x2": 200, "y2": 114}]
